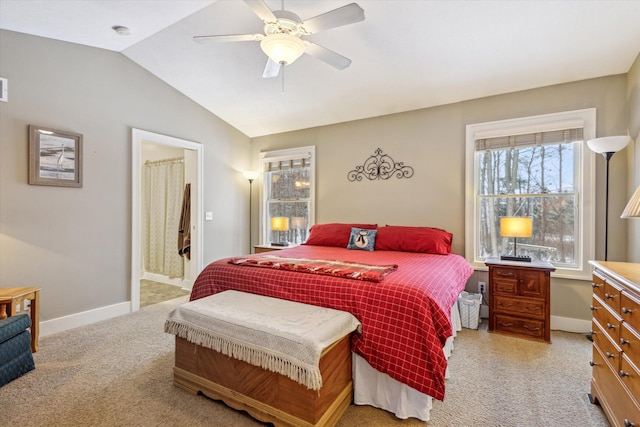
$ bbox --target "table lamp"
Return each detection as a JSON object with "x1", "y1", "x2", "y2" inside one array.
[
  {"x1": 270, "y1": 216, "x2": 290, "y2": 246},
  {"x1": 500, "y1": 216, "x2": 532, "y2": 262}
]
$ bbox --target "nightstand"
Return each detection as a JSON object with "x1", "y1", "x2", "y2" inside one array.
[
  {"x1": 254, "y1": 244, "x2": 299, "y2": 254},
  {"x1": 485, "y1": 258, "x2": 555, "y2": 343}
]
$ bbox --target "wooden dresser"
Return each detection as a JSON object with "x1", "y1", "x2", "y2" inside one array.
[
  {"x1": 589, "y1": 260, "x2": 640, "y2": 427},
  {"x1": 485, "y1": 258, "x2": 555, "y2": 343}
]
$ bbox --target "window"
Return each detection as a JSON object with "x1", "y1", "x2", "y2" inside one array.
[
  {"x1": 465, "y1": 109, "x2": 596, "y2": 279},
  {"x1": 259, "y1": 146, "x2": 315, "y2": 245}
]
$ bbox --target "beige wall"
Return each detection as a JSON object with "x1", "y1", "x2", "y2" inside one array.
[
  {"x1": 252, "y1": 74, "x2": 631, "y2": 323},
  {"x1": 0, "y1": 31, "x2": 251, "y2": 322},
  {"x1": 627, "y1": 52, "x2": 640, "y2": 262}
]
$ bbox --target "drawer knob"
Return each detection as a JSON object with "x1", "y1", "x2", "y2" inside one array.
[
  {"x1": 623, "y1": 307, "x2": 633, "y2": 314},
  {"x1": 620, "y1": 370, "x2": 630, "y2": 378},
  {"x1": 606, "y1": 352, "x2": 616, "y2": 359},
  {"x1": 624, "y1": 420, "x2": 635, "y2": 427},
  {"x1": 589, "y1": 361, "x2": 598, "y2": 367},
  {"x1": 497, "y1": 271, "x2": 515, "y2": 277},
  {"x1": 523, "y1": 325, "x2": 540, "y2": 331},
  {"x1": 605, "y1": 293, "x2": 615, "y2": 300},
  {"x1": 498, "y1": 322, "x2": 514, "y2": 327},
  {"x1": 592, "y1": 282, "x2": 602, "y2": 289},
  {"x1": 590, "y1": 305, "x2": 597, "y2": 311},
  {"x1": 621, "y1": 338, "x2": 630, "y2": 346},
  {"x1": 606, "y1": 322, "x2": 616, "y2": 330}
]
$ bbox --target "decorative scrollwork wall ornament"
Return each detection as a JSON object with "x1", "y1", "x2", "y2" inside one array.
[{"x1": 347, "y1": 148, "x2": 414, "y2": 181}]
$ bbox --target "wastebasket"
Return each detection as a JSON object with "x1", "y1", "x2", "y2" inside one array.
[{"x1": 458, "y1": 291, "x2": 482, "y2": 329}]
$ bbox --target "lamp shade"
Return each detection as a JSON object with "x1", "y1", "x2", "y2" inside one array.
[
  {"x1": 587, "y1": 136, "x2": 631, "y2": 154},
  {"x1": 260, "y1": 33, "x2": 305, "y2": 65},
  {"x1": 500, "y1": 217, "x2": 532, "y2": 238},
  {"x1": 271, "y1": 216, "x2": 290, "y2": 232},
  {"x1": 242, "y1": 170, "x2": 259, "y2": 181},
  {"x1": 622, "y1": 185, "x2": 640, "y2": 218}
]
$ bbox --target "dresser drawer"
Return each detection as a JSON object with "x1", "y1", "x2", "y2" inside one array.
[
  {"x1": 603, "y1": 281, "x2": 622, "y2": 314},
  {"x1": 593, "y1": 296, "x2": 622, "y2": 344},
  {"x1": 494, "y1": 314, "x2": 545, "y2": 340},
  {"x1": 622, "y1": 292, "x2": 640, "y2": 333},
  {"x1": 592, "y1": 346, "x2": 640, "y2": 427},
  {"x1": 592, "y1": 272, "x2": 606, "y2": 301},
  {"x1": 621, "y1": 323, "x2": 640, "y2": 367},
  {"x1": 494, "y1": 295, "x2": 544, "y2": 319},
  {"x1": 621, "y1": 354, "x2": 640, "y2": 406},
  {"x1": 518, "y1": 270, "x2": 545, "y2": 298},
  {"x1": 593, "y1": 319, "x2": 621, "y2": 371}
]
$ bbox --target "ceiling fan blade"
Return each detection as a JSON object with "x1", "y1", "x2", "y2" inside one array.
[
  {"x1": 193, "y1": 34, "x2": 263, "y2": 44},
  {"x1": 301, "y1": 3, "x2": 365, "y2": 34},
  {"x1": 304, "y1": 42, "x2": 352, "y2": 70},
  {"x1": 262, "y1": 58, "x2": 281, "y2": 78},
  {"x1": 243, "y1": 0, "x2": 277, "y2": 23}
]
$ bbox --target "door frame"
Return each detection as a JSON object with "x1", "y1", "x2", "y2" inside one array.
[{"x1": 131, "y1": 128, "x2": 203, "y2": 312}]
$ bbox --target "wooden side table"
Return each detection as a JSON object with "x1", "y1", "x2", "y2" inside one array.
[{"x1": 0, "y1": 287, "x2": 41, "y2": 352}]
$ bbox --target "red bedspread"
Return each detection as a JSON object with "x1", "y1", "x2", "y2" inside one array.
[{"x1": 190, "y1": 245, "x2": 473, "y2": 400}]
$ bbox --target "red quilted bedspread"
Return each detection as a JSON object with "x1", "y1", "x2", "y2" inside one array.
[{"x1": 190, "y1": 245, "x2": 473, "y2": 400}]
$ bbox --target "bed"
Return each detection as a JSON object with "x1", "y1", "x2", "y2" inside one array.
[{"x1": 189, "y1": 224, "x2": 474, "y2": 421}]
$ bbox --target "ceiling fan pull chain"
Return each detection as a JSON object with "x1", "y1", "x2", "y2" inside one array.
[{"x1": 281, "y1": 62, "x2": 285, "y2": 93}]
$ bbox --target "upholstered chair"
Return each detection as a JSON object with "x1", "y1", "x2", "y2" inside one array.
[{"x1": 0, "y1": 314, "x2": 35, "y2": 386}]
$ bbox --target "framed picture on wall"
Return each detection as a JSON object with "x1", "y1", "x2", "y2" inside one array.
[{"x1": 28, "y1": 125, "x2": 83, "y2": 187}]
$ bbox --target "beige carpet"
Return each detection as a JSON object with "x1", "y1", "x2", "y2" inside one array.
[{"x1": 1, "y1": 296, "x2": 609, "y2": 426}]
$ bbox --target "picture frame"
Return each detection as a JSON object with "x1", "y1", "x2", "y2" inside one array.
[{"x1": 28, "y1": 125, "x2": 83, "y2": 188}]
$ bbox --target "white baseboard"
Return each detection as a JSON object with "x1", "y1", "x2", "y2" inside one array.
[
  {"x1": 551, "y1": 315, "x2": 591, "y2": 334},
  {"x1": 39, "y1": 301, "x2": 131, "y2": 337},
  {"x1": 142, "y1": 272, "x2": 192, "y2": 289}
]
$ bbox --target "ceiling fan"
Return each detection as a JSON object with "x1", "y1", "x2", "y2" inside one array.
[{"x1": 194, "y1": 0, "x2": 365, "y2": 78}]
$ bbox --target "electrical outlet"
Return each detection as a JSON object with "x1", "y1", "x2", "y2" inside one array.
[{"x1": 478, "y1": 281, "x2": 486, "y2": 294}]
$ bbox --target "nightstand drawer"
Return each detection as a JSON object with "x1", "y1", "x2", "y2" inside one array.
[
  {"x1": 494, "y1": 295, "x2": 544, "y2": 319},
  {"x1": 494, "y1": 314, "x2": 545, "y2": 340},
  {"x1": 621, "y1": 323, "x2": 640, "y2": 366},
  {"x1": 593, "y1": 319, "x2": 621, "y2": 371}
]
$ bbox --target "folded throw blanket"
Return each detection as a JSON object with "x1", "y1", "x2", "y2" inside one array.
[
  {"x1": 165, "y1": 290, "x2": 361, "y2": 390},
  {"x1": 229, "y1": 255, "x2": 398, "y2": 282}
]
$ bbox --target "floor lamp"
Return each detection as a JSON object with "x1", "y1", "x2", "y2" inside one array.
[
  {"x1": 587, "y1": 136, "x2": 631, "y2": 261},
  {"x1": 242, "y1": 170, "x2": 259, "y2": 253}
]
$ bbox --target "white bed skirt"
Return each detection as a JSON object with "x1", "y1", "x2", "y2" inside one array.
[{"x1": 352, "y1": 301, "x2": 462, "y2": 422}]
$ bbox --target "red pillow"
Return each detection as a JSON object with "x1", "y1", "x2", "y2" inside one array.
[
  {"x1": 374, "y1": 225, "x2": 452, "y2": 254},
  {"x1": 304, "y1": 223, "x2": 377, "y2": 247}
]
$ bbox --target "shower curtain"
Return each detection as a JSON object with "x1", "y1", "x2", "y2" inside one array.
[{"x1": 143, "y1": 157, "x2": 184, "y2": 279}]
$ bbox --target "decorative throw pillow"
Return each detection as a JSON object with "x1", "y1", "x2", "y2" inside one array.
[
  {"x1": 374, "y1": 225, "x2": 453, "y2": 254},
  {"x1": 304, "y1": 223, "x2": 377, "y2": 247},
  {"x1": 347, "y1": 227, "x2": 377, "y2": 251}
]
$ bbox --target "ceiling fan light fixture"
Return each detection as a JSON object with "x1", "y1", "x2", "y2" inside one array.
[{"x1": 260, "y1": 33, "x2": 305, "y2": 65}]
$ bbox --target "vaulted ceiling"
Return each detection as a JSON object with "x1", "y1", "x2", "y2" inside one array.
[{"x1": 1, "y1": 0, "x2": 639, "y2": 137}]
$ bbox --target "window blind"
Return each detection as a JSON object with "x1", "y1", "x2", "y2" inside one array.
[
  {"x1": 265, "y1": 157, "x2": 311, "y2": 172},
  {"x1": 475, "y1": 128, "x2": 583, "y2": 152}
]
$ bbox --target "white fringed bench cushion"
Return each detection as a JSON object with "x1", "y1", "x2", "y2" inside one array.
[{"x1": 165, "y1": 290, "x2": 361, "y2": 391}]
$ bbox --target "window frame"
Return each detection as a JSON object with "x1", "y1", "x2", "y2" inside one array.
[
  {"x1": 465, "y1": 109, "x2": 596, "y2": 279},
  {"x1": 258, "y1": 146, "x2": 316, "y2": 245}
]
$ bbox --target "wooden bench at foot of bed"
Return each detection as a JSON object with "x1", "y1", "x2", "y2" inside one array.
[{"x1": 173, "y1": 334, "x2": 353, "y2": 427}]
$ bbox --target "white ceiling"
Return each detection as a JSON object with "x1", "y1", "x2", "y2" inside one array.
[{"x1": 1, "y1": 0, "x2": 639, "y2": 138}]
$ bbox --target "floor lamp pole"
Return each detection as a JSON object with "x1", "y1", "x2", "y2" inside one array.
[{"x1": 603, "y1": 152, "x2": 613, "y2": 261}]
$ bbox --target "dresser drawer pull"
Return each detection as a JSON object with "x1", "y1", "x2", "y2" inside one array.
[
  {"x1": 606, "y1": 352, "x2": 616, "y2": 359},
  {"x1": 605, "y1": 293, "x2": 616, "y2": 300},
  {"x1": 622, "y1": 307, "x2": 633, "y2": 314},
  {"x1": 523, "y1": 325, "x2": 540, "y2": 331},
  {"x1": 589, "y1": 361, "x2": 598, "y2": 367},
  {"x1": 497, "y1": 287, "x2": 512, "y2": 292},
  {"x1": 624, "y1": 419, "x2": 635, "y2": 427},
  {"x1": 621, "y1": 338, "x2": 630, "y2": 346},
  {"x1": 590, "y1": 305, "x2": 597, "y2": 311},
  {"x1": 592, "y1": 282, "x2": 603, "y2": 289},
  {"x1": 590, "y1": 330, "x2": 597, "y2": 336},
  {"x1": 498, "y1": 322, "x2": 514, "y2": 327},
  {"x1": 523, "y1": 305, "x2": 538, "y2": 311},
  {"x1": 497, "y1": 302, "x2": 513, "y2": 307},
  {"x1": 620, "y1": 370, "x2": 630, "y2": 378},
  {"x1": 606, "y1": 323, "x2": 616, "y2": 330}
]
